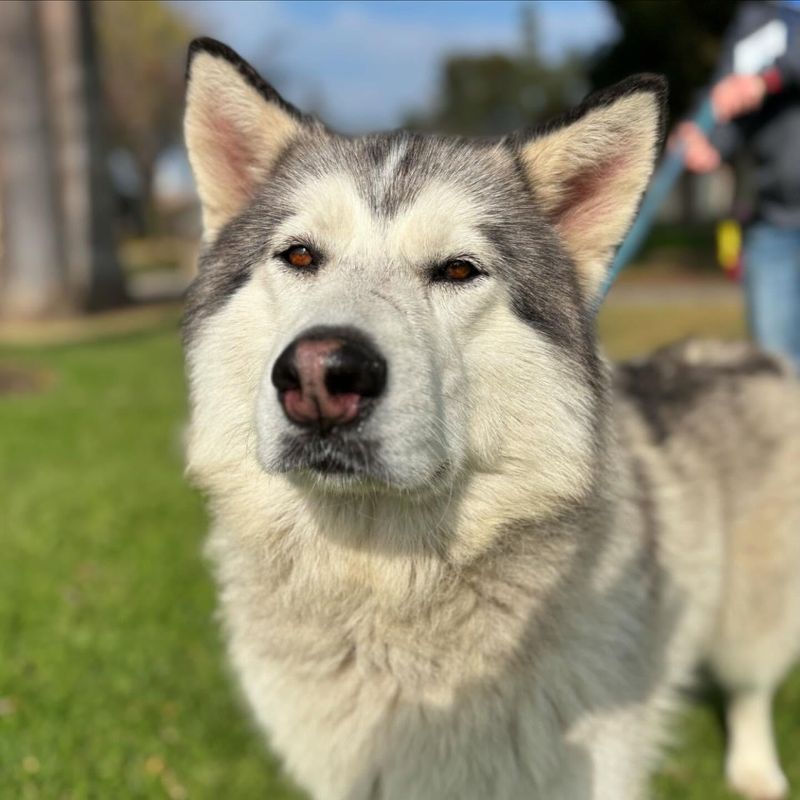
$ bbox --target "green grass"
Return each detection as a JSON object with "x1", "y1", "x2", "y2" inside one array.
[
  {"x1": 1, "y1": 299, "x2": 798, "y2": 799},
  {"x1": 1, "y1": 323, "x2": 300, "y2": 799},
  {"x1": 598, "y1": 299, "x2": 745, "y2": 360}
]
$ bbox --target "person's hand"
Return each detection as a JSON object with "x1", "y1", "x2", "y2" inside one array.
[
  {"x1": 711, "y1": 73, "x2": 767, "y2": 121},
  {"x1": 670, "y1": 122, "x2": 721, "y2": 173}
]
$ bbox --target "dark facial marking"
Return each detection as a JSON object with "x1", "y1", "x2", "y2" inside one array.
[
  {"x1": 182, "y1": 182, "x2": 301, "y2": 344},
  {"x1": 278, "y1": 431, "x2": 383, "y2": 478}
]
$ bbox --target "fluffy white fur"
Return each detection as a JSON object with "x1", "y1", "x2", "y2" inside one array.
[{"x1": 184, "y1": 43, "x2": 800, "y2": 800}]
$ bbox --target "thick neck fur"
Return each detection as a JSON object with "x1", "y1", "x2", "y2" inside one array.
[{"x1": 202, "y1": 423, "x2": 619, "y2": 697}]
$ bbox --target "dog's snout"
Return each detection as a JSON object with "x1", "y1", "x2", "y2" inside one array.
[{"x1": 272, "y1": 328, "x2": 387, "y2": 431}]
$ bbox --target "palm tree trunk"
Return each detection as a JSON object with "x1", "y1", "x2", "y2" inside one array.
[
  {"x1": 0, "y1": 1, "x2": 70, "y2": 319},
  {"x1": 39, "y1": 0, "x2": 127, "y2": 310}
]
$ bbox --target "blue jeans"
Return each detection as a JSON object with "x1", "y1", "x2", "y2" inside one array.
[{"x1": 743, "y1": 222, "x2": 800, "y2": 373}]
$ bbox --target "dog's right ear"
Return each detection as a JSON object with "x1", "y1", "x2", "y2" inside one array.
[
  {"x1": 516, "y1": 75, "x2": 666, "y2": 299},
  {"x1": 184, "y1": 38, "x2": 317, "y2": 239}
]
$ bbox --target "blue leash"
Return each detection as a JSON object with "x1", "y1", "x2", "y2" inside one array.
[{"x1": 593, "y1": 98, "x2": 717, "y2": 314}]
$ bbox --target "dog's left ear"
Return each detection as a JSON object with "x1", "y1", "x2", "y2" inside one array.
[
  {"x1": 184, "y1": 38, "x2": 320, "y2": 239},
  {"x1": 517, "y1": 75, "x2": 667, "y2": 296}
]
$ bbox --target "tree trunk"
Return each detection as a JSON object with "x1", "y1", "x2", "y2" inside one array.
[
  {"x1": 39, "y1": 0, "x2": 127, "y2": 311},
  {"x1": 137, "y1": 154, "x2": 157, "y2": 235},
  {"x1": 0, "y1": 1, "x2": 70, "y2": 319}
]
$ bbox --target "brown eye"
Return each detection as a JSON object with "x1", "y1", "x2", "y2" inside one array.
[
  {"x1": 434, "y1": 259, "x2": 481, "y2": 283},
  {"x1": 282, "y1": 245, "x2": 316, "y2": 269}
]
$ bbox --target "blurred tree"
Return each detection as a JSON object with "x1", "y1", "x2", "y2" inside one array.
[
  {"x1": 0, "y1": 1, "x2": 70, "y2": 318},
  {"x1": 0, "y1": 0, "x2": 127, "y2": 320},
  {"x1": 40, "y1": 0, "x2": 127, "y2": 311},
  {"x1": 95, "y1": 0, "x2": 193, "y2": 224},
  {"x1": 590, "y1": 0, "x2": 739, "y2": 121},
  {"x1": 407, "y1": 6, "x2": 587, "y2": 135}
]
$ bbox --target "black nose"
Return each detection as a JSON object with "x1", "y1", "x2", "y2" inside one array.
[{"x1": 271, "y1": 327, "x2": 387, "y2": 430}]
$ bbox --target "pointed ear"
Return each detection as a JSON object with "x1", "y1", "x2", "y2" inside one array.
[
  {"x1": 184, "y1": 38, "x2": 318, "y2": 238},
  {"x1": 518, "y1": 75, "x2": 667, "y2": 296}
]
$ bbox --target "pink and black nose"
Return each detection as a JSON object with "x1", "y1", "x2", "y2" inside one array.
[{"x1": 271, "y1": 328, "x2": 387, "y2": 432}]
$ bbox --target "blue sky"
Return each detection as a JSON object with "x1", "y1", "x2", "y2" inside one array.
[{"x1": 170, "y1": 1, "x2": 618, "y2": 132}]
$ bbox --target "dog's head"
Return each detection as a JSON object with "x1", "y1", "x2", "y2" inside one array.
[{"x1": 183, "y1": 38, "x2": 665, "y2": 507}]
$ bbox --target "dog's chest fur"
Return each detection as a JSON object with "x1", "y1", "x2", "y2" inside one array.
[{"x1": 205, "y1": 469, "x2": 678, "y2": 800}]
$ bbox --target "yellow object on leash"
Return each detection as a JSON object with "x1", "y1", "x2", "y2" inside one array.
[{"x1": 716, "y1": 219, "x2": 743, "y2": 280}]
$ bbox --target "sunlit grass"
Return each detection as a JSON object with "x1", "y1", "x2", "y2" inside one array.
[
  {"x1": 599, "y1": 296, "x2": 745, "y2": 360},
  {"x1": 1, "y1": 297, "x2": 797, "y2": 799},
  {"x1": 1, "y1": 324, "x2": 301, "y2": 799}
]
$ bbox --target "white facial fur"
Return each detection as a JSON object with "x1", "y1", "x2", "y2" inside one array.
[{"x1": 186, "y1": 166, "x2": 597, "y2": 510}]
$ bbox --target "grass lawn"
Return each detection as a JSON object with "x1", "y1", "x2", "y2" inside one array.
[{"x1": 2, "y1": 296, "x2": 798, "y2": 799}]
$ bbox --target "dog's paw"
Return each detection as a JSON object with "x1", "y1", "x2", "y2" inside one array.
[{"x1": 726, "y1": 759, "x2": 789, "y2": 800}]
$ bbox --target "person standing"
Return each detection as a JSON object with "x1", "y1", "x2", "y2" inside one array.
[{"x1": 675, "y1": 0, "x2": 800, "y2": 372}]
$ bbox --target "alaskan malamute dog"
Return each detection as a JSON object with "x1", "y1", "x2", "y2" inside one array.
[{"x1": 182, "y1": 37, "x2": 800, "y2": 800}]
